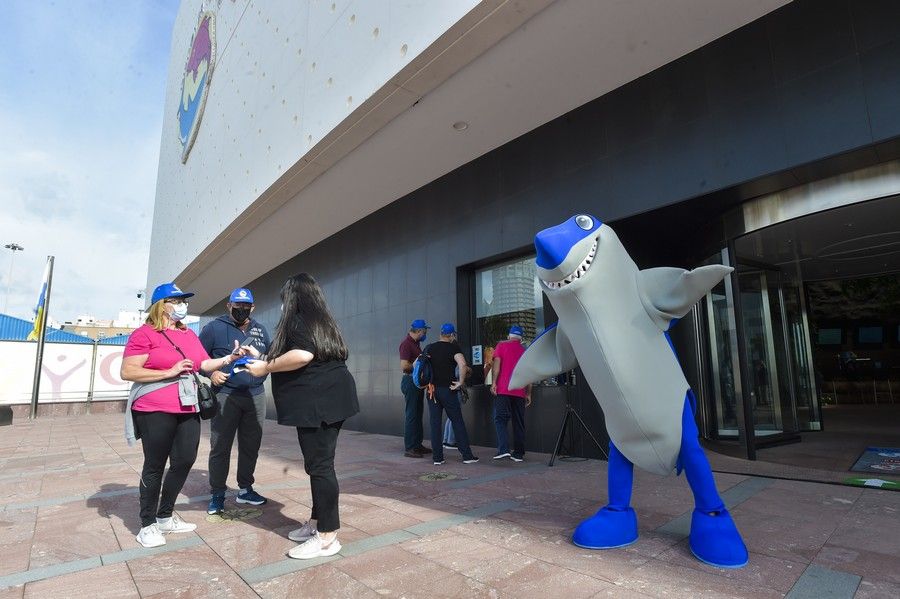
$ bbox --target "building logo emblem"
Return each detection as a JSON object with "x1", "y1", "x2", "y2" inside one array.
[{"x1": 177, "y1": 11, "x2": 216, "y2": 163}]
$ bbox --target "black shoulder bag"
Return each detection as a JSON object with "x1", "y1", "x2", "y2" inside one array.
[{"x1": 160, "y1": 330, "x2": 219, "y2": 420}]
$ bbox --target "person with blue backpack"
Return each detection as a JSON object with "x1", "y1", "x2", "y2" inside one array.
[{"x1": 399, "y1": 319, "x2": 432, "y2": 458}]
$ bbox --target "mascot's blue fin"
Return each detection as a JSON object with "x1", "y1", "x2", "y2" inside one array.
[
  {"x1": 636, "y1": 265, "x2": 733, "y2": 331},
  {"x1": 509, "y1": 323, "x2": 578, "y2": 389}
]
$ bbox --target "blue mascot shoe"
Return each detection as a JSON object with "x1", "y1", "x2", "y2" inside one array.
[
  {"x1": 688, "y1": 508, "x2": 748, "y2": 568},
  {"x1": 572, "y1": 506, "x2": 639, "y2": 549}
]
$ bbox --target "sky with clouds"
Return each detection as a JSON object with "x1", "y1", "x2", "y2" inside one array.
[{"x1": 0, "y1": 1, "x2": 180, "y2": 324}]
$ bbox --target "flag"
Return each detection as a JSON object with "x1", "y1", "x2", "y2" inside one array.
[{"x1": 26, "y1": 260, "x2": 51, "y2": 341}]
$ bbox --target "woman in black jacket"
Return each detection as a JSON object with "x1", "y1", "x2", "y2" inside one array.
[{"x1": 245, "y1": 273, "x2": 359, "y2": 559}]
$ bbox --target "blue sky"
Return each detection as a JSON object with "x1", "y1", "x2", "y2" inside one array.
[{"x1": 0, "y1": 1, "x2": 180, "y2": 323}]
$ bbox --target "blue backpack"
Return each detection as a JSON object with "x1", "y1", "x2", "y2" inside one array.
[{"x1": 411, "y1": 348, "x2": 434, "y2": 389}]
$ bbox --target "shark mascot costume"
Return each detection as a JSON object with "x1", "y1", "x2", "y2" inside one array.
[{"x1": 510, "y1": 214, "x2": 748, "y2": 568}]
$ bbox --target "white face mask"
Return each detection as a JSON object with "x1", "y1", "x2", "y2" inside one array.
[{"x1": 168, "y1": 302, "x2": 188, "y2": 322}]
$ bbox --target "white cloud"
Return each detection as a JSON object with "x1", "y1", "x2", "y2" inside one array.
[{"x1": 0, "y1": 1, "x2": 179, "y2": 323}]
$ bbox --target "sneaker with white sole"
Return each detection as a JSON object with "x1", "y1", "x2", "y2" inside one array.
[
  {"x1": 236, "y1": 487, "x2": 268, "y2": 506},
  {"x1": 288, "y1": 521, "x2": 317, "y2": 542},
  {"x1": 433, "y1": 459, "x2": 445, "y2": 465},
  {"x1": 288, "y1": 532, "x2": 342, "y2": 559},
  {"x1": 136, "y1": 523, "x2": 166, "y2": 548},
  {"x1": 207, "y1": 492, "x2": 225, "y2": 514},
  {"x1": 510, "y1": 455, "x2": 524, "y2": 462},
  {"x1": 462, "y1": 456, "x2": 480, "y2": 464},
  {"x1": 493, "y1": 452, "x2": 511, "y2": 460},
  {"x1": 156, "y1": 513, "x2": 197, "y2": 534}
]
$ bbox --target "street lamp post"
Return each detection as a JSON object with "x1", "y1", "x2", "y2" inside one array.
[{"x1": 3, "y1": 243, "x2": 24, "y2": 315}]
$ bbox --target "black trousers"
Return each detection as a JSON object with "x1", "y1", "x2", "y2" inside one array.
[
  {"x1": 133, "y1": 411, "x2": 200, "y2": 527},
  {"x1": 208, "y1": 391, "x2": 266, "y2": 494},
  {"x1": 297, "y1": 420, "x2": 343, "y2": 532}
]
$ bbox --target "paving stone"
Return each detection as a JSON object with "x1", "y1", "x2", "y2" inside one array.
[
  {"x1": 1, "y1": 413, "x2": 898, "y2": 598},
  {"x1": 22, "y1": 563, "x2": 138, "y2": 599}
]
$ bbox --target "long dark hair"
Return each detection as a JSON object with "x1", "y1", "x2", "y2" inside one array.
[{"x1": 268, "y1": 273, "x2": 349, "y2": 362}]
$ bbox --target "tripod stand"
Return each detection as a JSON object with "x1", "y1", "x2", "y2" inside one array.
[{"x1": 549, "y1": 386, "x2": 608, "y2": 466}]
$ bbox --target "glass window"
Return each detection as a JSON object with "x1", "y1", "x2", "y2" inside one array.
[{"x1": 473, "y1": 255, "x2": 545, "y2": 382}]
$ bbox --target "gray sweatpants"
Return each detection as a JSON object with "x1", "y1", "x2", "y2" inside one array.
[{"x1": 208, "y1": 391, "x2": 266, "y2": 495}]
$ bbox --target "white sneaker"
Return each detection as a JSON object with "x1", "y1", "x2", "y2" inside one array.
[
  {"x1": 288, "y1": 521, "x2": 317, "y2": 542},
  {"x1": 288, "y1": 532, "x2": 342, "y2": 560},
  {"x1": 156, "y1": 513, "x2": 197, "y2": 534},
  {"x1": 136, "y1": 523, "x2": 166, "y2": 548}
]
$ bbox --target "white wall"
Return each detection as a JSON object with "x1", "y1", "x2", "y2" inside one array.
[
  {"x1": 148, "y1": 0, "x2": 479, "y2": 293},
  {"x1": 0, "y1": 342, "x2": 130, "y2": 404}
]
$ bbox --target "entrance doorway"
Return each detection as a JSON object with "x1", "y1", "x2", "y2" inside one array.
[{"x1": 703, "y1": 194, "x2": 900, "y2": 485}]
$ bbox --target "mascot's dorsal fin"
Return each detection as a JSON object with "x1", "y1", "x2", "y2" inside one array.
[
  {"x1": 509, "y1": 323, "x2": 578, "y2": 389},
  {"x1": 636, "y1": 265, "x2": 734, "y2": 331}
]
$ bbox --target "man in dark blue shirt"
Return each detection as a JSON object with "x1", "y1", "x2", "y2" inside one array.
[{"x1": 199, "y1": 288, "x2": 271, "y2": 513}]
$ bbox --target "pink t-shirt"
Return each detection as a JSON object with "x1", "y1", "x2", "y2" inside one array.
[
  {"x1": 494, "y1": 339, "x2": 528, "y2": 398},
  {"x1": 124, "y1": 324, "x2": 210, "y2": 413}
]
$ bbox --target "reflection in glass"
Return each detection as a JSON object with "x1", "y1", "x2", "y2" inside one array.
[
  {"x1": 707, "y1": 281, "x2": 739, "y2": 437},
  {"x1": 474, "y1": 256, "x2": 545, "y2": 383}
]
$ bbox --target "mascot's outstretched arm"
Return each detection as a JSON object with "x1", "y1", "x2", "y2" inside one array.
[
  {"x1": 637, "y1": 265, "x2": 733, "y2": 331},
  {"x1": 509, "y1": 324, "x2": 578, "y2": 390}
]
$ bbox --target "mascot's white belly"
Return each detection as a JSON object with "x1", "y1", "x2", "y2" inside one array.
[{"x1": 556, "y1": 292, "x2": 688, "y2": 475}]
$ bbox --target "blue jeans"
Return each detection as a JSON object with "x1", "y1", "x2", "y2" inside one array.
[
  {"x1": 400, "y1": 375, "x2": 424, "y2": 451},
  {"x1": 429, "y1": 386, "x2": 475, "y2": 461},
  {"x1": 494, "y1": 394, "x2": 526, "y2": 457}
]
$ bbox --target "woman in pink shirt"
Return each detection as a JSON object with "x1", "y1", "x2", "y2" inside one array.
[{"x1": 121, "y1": 283, "x2": 237, "y2": 548}]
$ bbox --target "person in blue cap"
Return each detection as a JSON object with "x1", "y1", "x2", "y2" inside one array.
[
  {"x1": 398, "y1": 319, "x2": 432, "y2": 458},
  {"x1": 427, "y1": 323, "x2": 478, "y2": 465},
  {"x1": 489, "y1": 325, "x2": 532, "y2": 462},
  {"x1": 199, "y1": 287, "x2": 272, "y2": 514},
  {"x1": 121, "y1": 282, "x2": 238, "y2": 548}
]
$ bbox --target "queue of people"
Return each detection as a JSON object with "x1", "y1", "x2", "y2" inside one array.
[
  {"x1": 398, "y1": 320, "x2": 531, "y2": 464},
  {"x1": 122, "y1": 277, "x2": 529, "y2": 558}
]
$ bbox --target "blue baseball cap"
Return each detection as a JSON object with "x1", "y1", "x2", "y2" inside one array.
[
  {"x1": 410, "y1": 319, "x2": 430, "y2": 330},
  {"x1": 509, "y1": 325, "x2": 524, "y2": 337},
  {"x1": 440, "y1": 323, "x2": 456, "y2": 335},
  {"x1": 229, "y1": 288, "x2": 254, "y2": 303},
  {"x1": 150, "y1": 282, "x2": 194, "y2": 305}
]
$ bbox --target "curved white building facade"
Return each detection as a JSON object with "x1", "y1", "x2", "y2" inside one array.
[{"x1": 149, "y1": 0, "x2": 786, "y2": 311}]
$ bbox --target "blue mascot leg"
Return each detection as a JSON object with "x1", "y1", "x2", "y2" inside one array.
[
  {"x1": 680, "y1": 392, "x2": 749, "y2": 568},
  {"x1": 572, "y1": 441, "x2": 639, "y2": 549}
]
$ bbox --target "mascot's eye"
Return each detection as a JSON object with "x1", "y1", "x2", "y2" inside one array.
[{"x1": 575, "y1": 215, "x2": 594, "y2": 230}]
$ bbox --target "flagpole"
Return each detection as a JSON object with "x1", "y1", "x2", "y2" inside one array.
[{"x1": 30, "y1": 256, "x2": 55, "y2": 419}]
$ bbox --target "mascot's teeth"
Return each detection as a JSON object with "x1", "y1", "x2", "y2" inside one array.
[{"x1": 545, "y1": 240, "x2": 598, "y2": 290}]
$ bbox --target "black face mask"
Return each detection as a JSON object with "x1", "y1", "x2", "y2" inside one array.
[{"x1": 231, "y1": 306, "x2": 252, "y2": 324}]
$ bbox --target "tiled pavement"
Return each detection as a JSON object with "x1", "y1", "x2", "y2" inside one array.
[{"x1": 1, "y1": 414, "x2": 899, "y2": 598}]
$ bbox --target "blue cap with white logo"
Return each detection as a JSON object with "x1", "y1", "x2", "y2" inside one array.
[
  {"x1": 440, "y1": 323, "x2": 456, "y2": 335},
  {"x1": 410, "y1": 319, "x2": 430, "y2": 330},
  {"x1": 509, "y1": 325, "x2": 524, "y2": 337},
  {"x1": 150, "y1": 282, "x2": 194, "y2": 305},
  {"x1": 230, "y1": 288, "x2": 254, "y2": 303}
]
